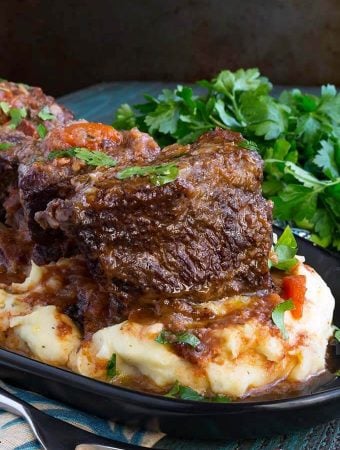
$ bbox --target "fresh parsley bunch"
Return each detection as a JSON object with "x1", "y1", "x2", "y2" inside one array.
[{"x1": 113, "y1": 68, "x2": 340, "y2": 250}]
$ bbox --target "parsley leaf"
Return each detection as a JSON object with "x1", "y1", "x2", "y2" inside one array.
[
  {"x1": 38, "y1": 106, "x2": 55, "y2": 121},
  {"x1": 72, "y1": 148, "x2": 117, "y2": 167},
  {"x1": 310, "y1": 209, "x2": 333, "y2": 248},
  {"x1": 270, "y1": 226, "x2": 298, "y2": 271},
  {"x1": 37, "y1": 123, "x2": 48, "y2": 139},
  {"x1": 0, "y1": 142, "x2": 13, "y2": 151},
  {"x1": 238, "y1": 139, "x2": 259, "y2": 151},
  {"x1": 272, "y1": 299, "x2": 294, "y2": 339},
  {"x1": 0, "y1": 101, "x2": 10, "y2": 115},
  {"x1": 176, "y1": 331, "x2": 201, "y2": 347},
  {"x1": 8, "y1": 107, "x2": 27, "y2": 129},
  {"x1": 116, "y1": 163, "x2": 179, "y2": 186},
  {"x1": 145, "y1": 102, "x2": 179, "y2": 135},
  {"x1": 155, "y1": 330, "x2": 201, "y2": 348},
  {"x1": 106, "y1": 353, "x2": 117, "y2": 378},
  {"x1": 273, "y1": 185, "x2": 318, "y2": 224},
  {"x1": 48, "y1": 149, "x2": 76, "y2": 159},
  {"x1": 165, "y1": 380, "x2": 181, "y2": 397},
  {"x1": 165, "y1": 381, "x2": 205, "y2": 401},
  {"x1": 266, "y1": 160, "x2": 326, "y2": 189},
  {"x1": 334, "y1": 327, "x2": 340, "y2": 342},
  {"x1": 154, "y1": 330, "x2": 170, "y2": 344},
  {"x1": 165, "y1": 381, "x2": 231, "y2": 402},
  {"x1": 214, "y1": 99, "x2": 240, "y2": 128},
  {"x1": 201, "y1": 68, "x2": 269, "y2": 97},
  {"x1": 113, "y1": 104, "x2": 136, "y2": 129},
  {"x1": 48, "y1": 147, "x2": 117, "y2": 167},
  {"x1": 313, "y1": 140, "x2": 339, "y2": 180},
  {"x1": 240, "y1": 89, "x2": 288, "y2": 140}
]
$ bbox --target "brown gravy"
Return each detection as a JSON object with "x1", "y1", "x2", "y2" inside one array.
[{"x1": 0, "y1": 258, "x2": 337, "y2": 402}]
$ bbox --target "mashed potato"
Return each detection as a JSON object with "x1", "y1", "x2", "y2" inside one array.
[
  {"x1": 0, "y1": 260, "x2": 335, "y2": 399},
  {"x1": 72, "y1": 261, "x2": 335, "y2": 397}
]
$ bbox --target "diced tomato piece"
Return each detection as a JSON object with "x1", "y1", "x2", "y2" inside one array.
[
  {"x1": 281, "y1": 274, "x2": 307, "y2": 319},
  {"x1": 46, "y1": 122, "x2": 122, "y2": 151}
]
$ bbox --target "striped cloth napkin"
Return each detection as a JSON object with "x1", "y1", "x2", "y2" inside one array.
[
  {"x1": 0, "y1": 381, "x2": 339, "y2": 450},
  {"x1": 0, "y1": 381, "x2": 164, "y2": 449}
]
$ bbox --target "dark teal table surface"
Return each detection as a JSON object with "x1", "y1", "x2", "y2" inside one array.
[{"x1": 58, "y1": 82, "x2": 339, "y2": 450}]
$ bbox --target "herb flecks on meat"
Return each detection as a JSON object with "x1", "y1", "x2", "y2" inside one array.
[
  {"x1": 32, "y1": 128, "x2": 273, "y2": 305},
  {"x1": 116, "y1": 162, "x2": 178, "y2": 185},
  {"x1": 48, "y1": 147, "x2": 117, "y2": 167}
]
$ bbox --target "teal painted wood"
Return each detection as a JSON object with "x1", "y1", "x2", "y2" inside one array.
[
  {"x1": 59, "y1": 82, "x2": 322, "y2": 125},
  {"x1": 158, "y1": 420, "x2": 340, "y2": 450},
  {"x1": 59, "y1": 81, "x2": 178, "y2": 124},
  {"x1": 57, "y1": 83, "x2": 339, "y2": 450}
]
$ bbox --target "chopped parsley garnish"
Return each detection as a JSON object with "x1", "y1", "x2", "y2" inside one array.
[
  {"x1": 272, "y1": 299, "x2": 294, "y2": 339},
  {"x1": 106, "y1": 353, "x2": 117, "y2": 378},
  {"x1": 269, "y1": 226, "x2": 298, "y2": 271},
  {"x1": 48, "y1": 149, "x2": 76, "y2": 159},
  {"x1": 37, "y1": 123, "x2": 48, "y2": 139},
  {"x1": 38, "y1": 106, "x2": 56, "y2": 121},
  {"x1": 113, "y1": 68, "x2": 340, "y2": 251},
  {"x1": 0, "y1": 101, "x2": 10, "y2": 114},
  {"x1": 176, "y1": 331, "x2": 201, "y2": 348},
  {"x1": 155, "y1": 330, "x2": 201, "y2": 348},
  {"x1": 8, "y1": 107, "x2": 27, "y2": 129},
  {"x1": 0, "y1": 142, "x2": 13, "y2": 151},
  {"x1": 333, "y1": 326, "x2": 340, "y2": 342},
  {"x1": 114, "y1": 103, "x2": 136, "y2": 130},
  {"x1": 116, "y1": 162, "x2": 179, "y2": 186},
  {"x1": 165, "y1": 381, "x2": 231, "y2": 403},
  {"x1": 0, "y1": 102, "x2": 27, "y2": 129},
  {"x1": 239, "y1": 139, "x2": 259, "y2": 151},
  {"x1": 166, "y1": 382, "x2": 204, "y2": 400},
  {"x1": 48, "y1": 147, "x2": 117, "y2": 167}
]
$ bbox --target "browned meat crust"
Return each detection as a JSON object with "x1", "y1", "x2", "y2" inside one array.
[
  {"x1": 33, "y1": 128, "x2": 273, "y2": 305},
  {"x1": 0, "y1": 130, "x2": 33, "y2": 220},
  {"x1": 0, "y1": 226, "x2": 32, "y2": 282},
  {"x1": 0, "y1": 81, "x2": 73, "y2": 198},
  {"x1": 19, "y1": 122, "x2": 161, "y2": 263},
  {"x1": 0, "y1": 81, "x2": 73, "y2": 137},
  {"x1": 0, "y1": 81, "x2": 74, "y2": 276}
]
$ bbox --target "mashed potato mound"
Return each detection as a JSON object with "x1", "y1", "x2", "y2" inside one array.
[
  {"x1": 71, "y1": 261, "x2": 334, "y2": 398},
  {"x1": 0, "y1": 260, "x2": 335, "y2": 399}
]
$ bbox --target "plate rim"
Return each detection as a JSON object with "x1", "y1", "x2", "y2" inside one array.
[{"x1": 0, "y1": 346, "x2": 339, "y2": 413}]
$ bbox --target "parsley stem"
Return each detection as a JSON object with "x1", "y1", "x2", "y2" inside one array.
[
  {"x1": 227, "y1": 92, "x2": 245, "y2": 126},
  {"x1": 209, "y1": 115, "x2": 228, "y2": 129}
]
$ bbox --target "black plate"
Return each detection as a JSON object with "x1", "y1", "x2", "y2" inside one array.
[{"x1": 0, "y1": 228, "x2": 339, "y2": 440}]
